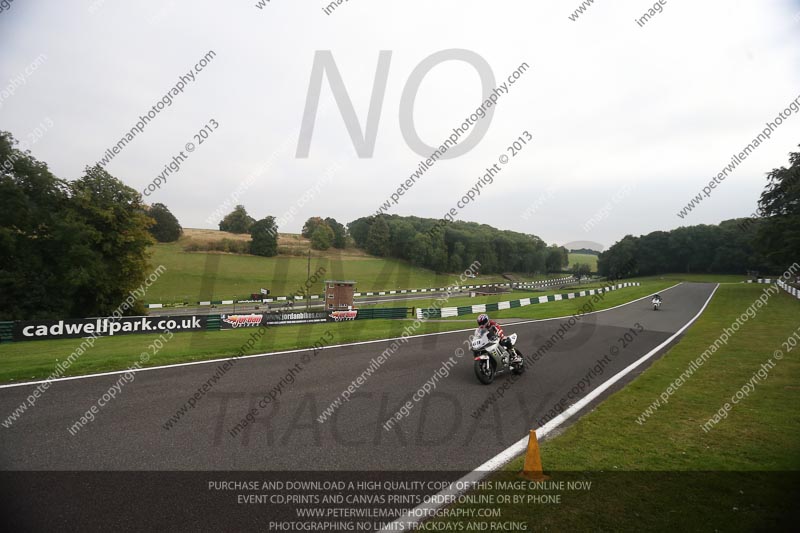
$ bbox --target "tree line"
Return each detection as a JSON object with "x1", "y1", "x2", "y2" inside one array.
[
  {"x1": 347, "y1": 215, "x2": 569, "y2": 274},
  {"x1": 148, "y1": 197, "x2": 574, "y2": 273},
  {"x1": 211, "y1": 207, "x2": 570, "y2": 274},
  {"x1": 1, "y1": 131, "x2": 155, "y2": 320},
  {"x1": 214, "y1": 206, "x2": 347, "y2": 256},
  {"x1": 598, "y1": 146, "x2": 799, "y2": 278}
]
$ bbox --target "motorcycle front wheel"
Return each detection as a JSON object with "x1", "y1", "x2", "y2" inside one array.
[{"x1": 474, "y1": 358, "x2": 495, "y2": 385}]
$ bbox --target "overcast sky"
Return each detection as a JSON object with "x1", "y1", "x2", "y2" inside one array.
[{"x1": 1, "y1": 0, "x2": 799, "y2": 249}]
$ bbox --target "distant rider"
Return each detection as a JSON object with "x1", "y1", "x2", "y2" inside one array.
[{"x1": 477, "y1": 314, "x2": 522, "y2": 363}]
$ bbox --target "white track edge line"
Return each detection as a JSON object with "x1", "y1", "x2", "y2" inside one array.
[
  {"x1": 380, "y1": 283, "x2": 719, "y2": 532},
  {"x1": 0, "y1": 283, "x2": 683, "y2": 390}
]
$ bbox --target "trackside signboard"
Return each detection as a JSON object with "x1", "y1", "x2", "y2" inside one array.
[
  {"x1": 220, "y1": 312, "x2": 329, "y2": 328},
  {"x1": 329, "y1": 310, "x2": 358, "y2": 321},
  {"x1": 13, "y1": 316, "x2": 207, "y2": 341}
]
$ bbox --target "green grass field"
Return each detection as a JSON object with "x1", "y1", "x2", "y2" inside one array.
[
  {"x1": 568, "y1": 252, "x2": 598, "y2": 272},
  {"x1": 142, "y1": 232, "x2": 758, "y2": 306},
  {"x1": 146, "y1": 242, "x2": 750, "y2": 305},
  {"x1": 146, "y1": 241, "x2": 554, "y2": 302},
  {"x1": 431, "y1": 283, "x2": 800, "y2": 530}
]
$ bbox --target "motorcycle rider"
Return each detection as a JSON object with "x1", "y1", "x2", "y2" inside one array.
[
  {"x1": 653, "y1": 293, "x2": 662, "y2": 302},
  {"x1": 477, "y1": 314, "x2": 522, "y2": 363}
]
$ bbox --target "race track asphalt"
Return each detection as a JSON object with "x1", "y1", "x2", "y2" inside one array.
[{"x1": 0, "y1": 282, "x2": 717, "y2": 472}]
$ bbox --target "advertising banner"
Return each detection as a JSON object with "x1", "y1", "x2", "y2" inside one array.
[
  {"x1": 13, "y1": 315, "x2": 207, "y2": 341},
  {"x1": 220, "y1": 312, "x2": 328, "y2": 328},
  {"x1": 328, "y1": 310, "x2": 358, "y2": 322}
]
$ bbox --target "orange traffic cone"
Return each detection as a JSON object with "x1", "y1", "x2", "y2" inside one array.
[{"x1": 519, "y1": 429, "x2": 549, "y2": 481}]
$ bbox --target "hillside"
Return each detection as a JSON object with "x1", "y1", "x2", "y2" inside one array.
[
  {"x1": 568, "y1": 252, "x2": 598, "y2": 272},
  {"x1": 145, "y1": 230, "x2": 544, "y2": 302},
  {"x1": 179, "y1": 228, "x2": 370, "y2": 257}
]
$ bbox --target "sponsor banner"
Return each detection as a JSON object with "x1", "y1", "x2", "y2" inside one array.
[
  {"x1": 13, "y1": 316, "x2": 206, "y2": 341},
  {"x1": 220, "y1": 312, "x2": 328, "y2": 328},
  {"x1": 328, "y1": 310, "x2": 358, "y2": 322},
  {"x1": 220, "y1": 314, "x2": 263, "y2": 328}
]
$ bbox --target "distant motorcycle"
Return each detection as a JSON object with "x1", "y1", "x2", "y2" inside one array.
[
  {"x1": 471, "y1": 328, "x2": 524, "y2": 385},
  {"x1": 652, "y1": 295, "x2": 662, "y2": 311}
]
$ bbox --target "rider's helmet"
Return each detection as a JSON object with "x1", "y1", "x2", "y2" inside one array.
[{"x1": 477, "y1": 314, "x2": 489, "y2": 327}]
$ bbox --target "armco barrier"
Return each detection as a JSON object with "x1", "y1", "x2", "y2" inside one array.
[
  {"x1": 511, "y1": 276, "x2": 576, "y2": 289},
  {"x1": 144, "y1": 275, "x2": 579, "y2": 309},
  {"x1": 744, "y1": 278, "x2": 799, "y2": 299},
  {"x1": 417, "y1": 282, "x2": 641, "y2": 319},
  {"x1": 777, "y1": 280, "x2": 800, "y2": 299},
  {"x1": 355, "y1": 284, "x2": 507, "y2": 297}
]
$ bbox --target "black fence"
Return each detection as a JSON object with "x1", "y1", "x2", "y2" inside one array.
[{"x1": 354, "y1": 308, "x2": 410, "y2": 319}]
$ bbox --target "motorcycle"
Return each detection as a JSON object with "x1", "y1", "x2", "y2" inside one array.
[
  {"x1": 471, "y1": 328, "x2": 524, "y2": 385},
  {"x1": 652, "y1": 296, "x2": 662, "y2": 311}
]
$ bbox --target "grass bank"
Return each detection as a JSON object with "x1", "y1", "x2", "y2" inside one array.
[{"x1": 568, "y1": 252, "x2": 598, "y2": 272}]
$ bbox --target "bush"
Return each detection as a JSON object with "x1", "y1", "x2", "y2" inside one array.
[
  {"x1": 277, "y1": 246, "x2": 308, "y2": 256},
  {"x1": 250, "y1": 217, "x2": 279, "y2": 257},
  {"x1": 219, "y1": 205, "x2": 255, "y2": 234},
  {"x1": 182, "y1": 239, "x2": 250, "y2": 254},
  {"x1": 311, "y1": 224, "x2": 334, "y2": 250}
]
